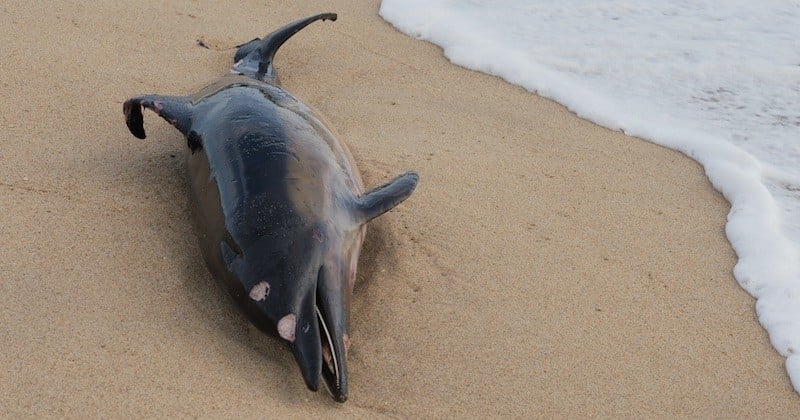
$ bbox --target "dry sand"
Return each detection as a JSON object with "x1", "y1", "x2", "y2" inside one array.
[{"x1": 1, "y1": 0, "x2": 798, "y2": 417}]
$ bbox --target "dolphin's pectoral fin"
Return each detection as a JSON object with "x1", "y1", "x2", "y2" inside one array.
[
  {"x1": 356, "y1": 171, "x2": 419, "y2": 224},
  {"x1": 123, "y1": 95, "x2": 193, "y2": 139}
]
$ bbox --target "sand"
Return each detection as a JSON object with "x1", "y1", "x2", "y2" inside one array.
[{"x1": 1, "y1": 0, "x2": 798, "y2": 417}]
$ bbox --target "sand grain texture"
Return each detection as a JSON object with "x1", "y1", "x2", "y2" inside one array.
[{"x1": 1, "y1": 0, "x2": 798, "y2": 417}]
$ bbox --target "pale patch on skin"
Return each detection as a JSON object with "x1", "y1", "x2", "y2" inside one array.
[
  {"x1": 277, "y1": 314, "x2": 296, "y2": 343},
  {"x1": 248, "y1": 281, "x2": 270, "y2": 301},
  {"x1": 342, "y1": 333, "x2": 351, "y2": 357}
]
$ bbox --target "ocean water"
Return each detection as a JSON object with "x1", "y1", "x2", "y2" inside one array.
[{"x1": 380, "y1": 0, "x2": 800, "y2": 392}]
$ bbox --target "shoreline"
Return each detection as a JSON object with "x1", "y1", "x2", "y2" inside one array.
[{"x1": 0, "y1": 0, "x2": 798, "y2": 416}]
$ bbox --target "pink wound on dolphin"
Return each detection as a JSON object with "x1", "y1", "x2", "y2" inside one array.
[
  {"x1": 249, "y1": 281, "x2": 270, "y2": 301},
  {"x1": 312, "y1": 227, "x2": 325, "y2": 243},
  {"x1": 277, "y1": 314, "x2": 296, "y2": 343}
]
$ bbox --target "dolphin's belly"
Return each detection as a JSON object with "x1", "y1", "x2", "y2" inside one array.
[{"x1": 185, "y1": 84, "x2": 359, "y2": 279}]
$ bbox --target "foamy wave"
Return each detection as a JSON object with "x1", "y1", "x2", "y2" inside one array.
[{"x1": 381, "y1": 0, "x2": 800, "y2": 392}]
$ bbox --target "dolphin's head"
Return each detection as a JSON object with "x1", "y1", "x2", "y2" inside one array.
[
  {"x1": 217, "y1": 169, "x2": 418, "y2": 402},
  {"x1": 221, "y1": 217, "x2": 358, "y2": 402}
]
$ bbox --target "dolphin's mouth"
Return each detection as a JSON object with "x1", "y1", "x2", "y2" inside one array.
[
  {"x1": 315, "y1": 290, "x2": 346, "y2": 402},
  {"x1": 293, "y1": 268, "x2": 348, "y2": 402},
  {"x1": 316, "y1": 304, "x2": 340, "y2": 390}
]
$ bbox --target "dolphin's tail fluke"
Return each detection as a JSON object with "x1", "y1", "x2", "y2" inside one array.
[{"x1": 233, "y1": 13, "x2": 337, "y2": 82}]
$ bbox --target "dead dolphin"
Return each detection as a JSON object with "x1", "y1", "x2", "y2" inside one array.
[{"x1": 123, "y1": 13, "x2": 418, "y2": 402}]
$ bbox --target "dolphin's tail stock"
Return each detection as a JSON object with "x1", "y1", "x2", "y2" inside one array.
[{"x1": 232, "y1": 13, "x2": 337, "y2": 82}]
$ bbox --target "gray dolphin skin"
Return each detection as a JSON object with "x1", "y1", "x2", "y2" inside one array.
[{"x1": 123, "y1": 13, "x2": 418, "y2": 402}]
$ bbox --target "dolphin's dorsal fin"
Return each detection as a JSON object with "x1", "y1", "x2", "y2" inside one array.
[
  {"x1": 123, "y1": 95, "x2": 193, "y2": 139},
  {"x1": 355, "y1": 172, "x2": 419, "y2": 224},
  {"x1": 257, "y1": 13, "x2": 337, "y2": 80}
]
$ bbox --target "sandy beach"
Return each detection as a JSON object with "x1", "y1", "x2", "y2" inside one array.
[{"x1": 1, "y1": 0, "x2": 798, "y2": 417}]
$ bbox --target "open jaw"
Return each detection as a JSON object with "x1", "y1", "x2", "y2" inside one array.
[
  {"x1": 312, "y1": 264, "x2": 349, "y2": 402},
  {"x1": 289, "y1": 276, "x2": 348, "y2": 402},
  {"x1": 316, "y1": 303, "x2": 343, "y2": 400},
  {"x1": 276, "y1": 263, "x2": 350, "y2": 402}
]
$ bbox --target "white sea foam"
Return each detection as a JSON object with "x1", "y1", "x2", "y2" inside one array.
[{"x1": 380, "y1": 0, "x2": 800, "y2": 392}]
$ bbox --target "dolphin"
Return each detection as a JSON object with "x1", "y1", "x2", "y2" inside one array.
[{"x1": 123, "y1": 13, "x2": 418, "y2": 402}]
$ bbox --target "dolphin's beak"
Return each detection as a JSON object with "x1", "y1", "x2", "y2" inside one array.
[
  {"x1": 316, "y1": 304, "x2": 348, "y2": 402},
  {"x1": 291, "y1": 290, "x2": 322, "y2": 393},
  {"x1": 291, "y1": 270, "x2": 349, "y2": 402}
]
